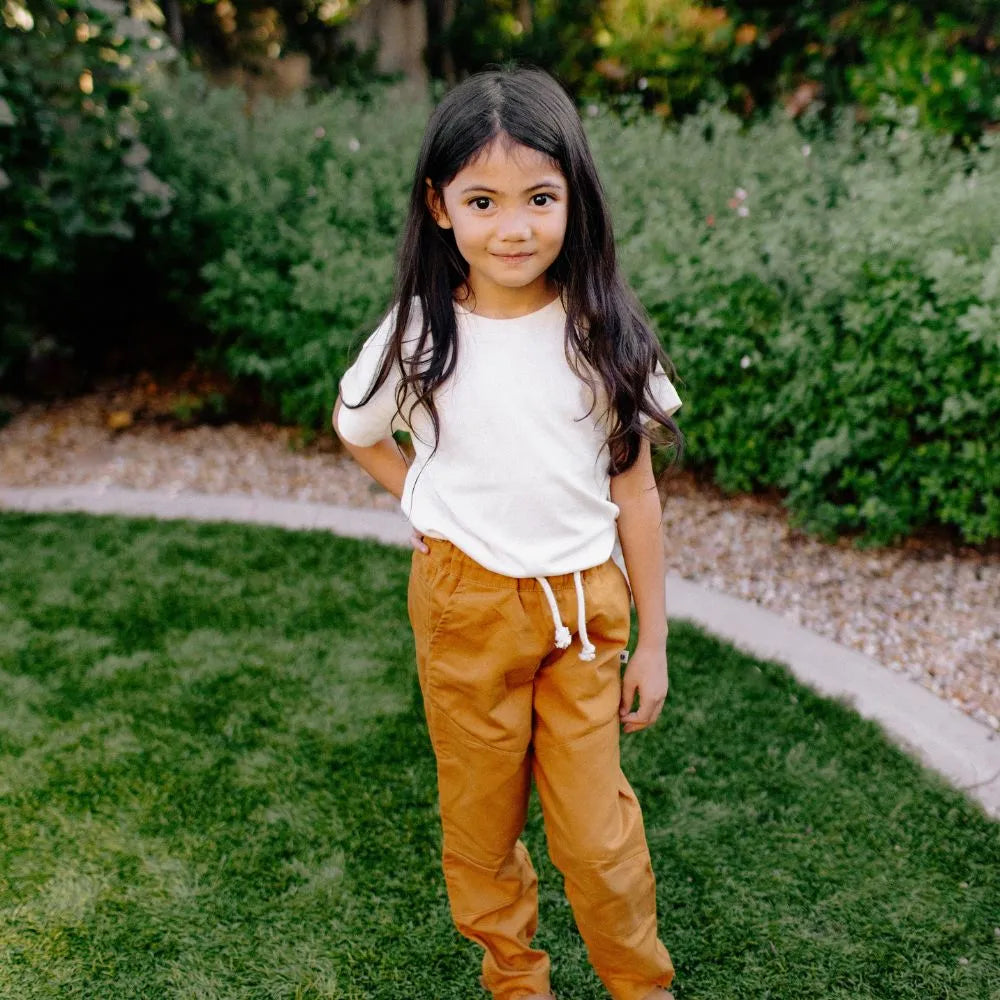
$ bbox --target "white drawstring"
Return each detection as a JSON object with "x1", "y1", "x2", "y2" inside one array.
[
  {"x1": 534, "y1": 572, "x2": 596, "y2": 661},
  {"x1": 573, "y1": 571, "x2": 597, "y2": 661},
  {"x1": 536, "y1": 576, "x2": 572, "y2": 649}
]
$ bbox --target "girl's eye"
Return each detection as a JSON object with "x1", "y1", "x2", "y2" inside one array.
[
  {"x1": 470, "y1": 197, "x2": 492, "y2": 210},
  {"x1": 531, "y1": 193, "x2": 554, "y2": 207}
]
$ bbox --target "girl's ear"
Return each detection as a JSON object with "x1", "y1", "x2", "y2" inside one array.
[{"x1": 425, "y1": 179, "x2": 453, "y2": 229}]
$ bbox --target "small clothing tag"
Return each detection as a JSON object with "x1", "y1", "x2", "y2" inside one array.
[{"x1": 619, "y1": 650, "x2": 630, "y2": 665}]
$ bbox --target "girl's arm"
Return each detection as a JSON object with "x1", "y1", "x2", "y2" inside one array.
[
  {"x1": 611, "y1": 437, "x2": 669, "y2": 734},
  {"x1": 334, "y1": 396, "x2": 430, "y2": 554},
  {"x1": 333, "y1": 396, "x2": 429, "y2": 553},
  {"x1": 332, "y1": 396, "x2": 409, "y2": 499}
]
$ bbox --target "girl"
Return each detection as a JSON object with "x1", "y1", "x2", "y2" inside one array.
[{"x1": 334, "y1": 66, "x2": 683, "y2": 1000}]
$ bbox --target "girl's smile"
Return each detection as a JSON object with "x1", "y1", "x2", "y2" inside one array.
[
  {"x1": 492, "y1": 250, "x2": 535, "y2": 263},
  {"x1": 427, "y1": 137, "x2": 568, "y2": 318}
]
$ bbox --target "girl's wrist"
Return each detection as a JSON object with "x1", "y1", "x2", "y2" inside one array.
[{"x1": 634, "y1": 630, "x2": 668, "y2": 653}]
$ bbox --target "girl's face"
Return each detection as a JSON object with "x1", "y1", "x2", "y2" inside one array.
[{"x1": 427, "y1": 137, "x2": 568, "y2": 316}]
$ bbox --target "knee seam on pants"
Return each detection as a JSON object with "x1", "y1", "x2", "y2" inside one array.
[
  {"x1": 562, "y1": 847, "x2": 649, "y2": 871},
  {"x1": 435, "y1": 703, "x2": 530, "y2": 757},
  {"x1": 446, "y1": 843, "x2": 520, "y2": 874},
  {"x1": 452, "y1": 897, "x2": 530, "y2": 923},
  {"x1": 447, "y1": 850, "x2": 537, "y2": 924}
]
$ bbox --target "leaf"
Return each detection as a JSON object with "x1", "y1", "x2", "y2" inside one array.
[
  {"x1": 86, "y1": 0, "x2": 126, "y2": 14},
  {"x1": 122, "y1": 141, "x2": 151, "y2": 168}
]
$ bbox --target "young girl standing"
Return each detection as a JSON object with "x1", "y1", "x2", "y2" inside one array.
[{"x1": 334, "y1": 66, "x2": 683, "y2": 1000}]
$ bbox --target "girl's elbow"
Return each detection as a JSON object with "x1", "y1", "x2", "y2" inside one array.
[
  {"x1": 332, "y1": 397, "x2": 359, "y2": 451},
  {"x1": 332, "y1": 395, "x2": 354, "y2": 446}
]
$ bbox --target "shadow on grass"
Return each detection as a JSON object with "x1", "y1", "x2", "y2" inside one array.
[{"x1": 0, "y1": 512, "x2": 997, "y2": 1000}]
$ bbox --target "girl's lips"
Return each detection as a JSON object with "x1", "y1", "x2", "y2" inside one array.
[{"x1": 492, "y1": 251, "x2": 534, "y2": 261}]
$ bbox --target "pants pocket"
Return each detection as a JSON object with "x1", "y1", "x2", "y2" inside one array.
[{"x1": 408, "y1": 551, "x2": 464, "y2": 694}]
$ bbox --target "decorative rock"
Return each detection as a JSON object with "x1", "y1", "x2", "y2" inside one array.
[{"x1": 1, "y1": 387, "x2": 998, "y2": 732}]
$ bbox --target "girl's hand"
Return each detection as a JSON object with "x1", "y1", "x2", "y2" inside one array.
[
  {"x1": 619, "y1": 645, "x2": 669, "y2": 734},
  {"x1": 411, "y1": 528, "x2": 429, "y2": 554}
]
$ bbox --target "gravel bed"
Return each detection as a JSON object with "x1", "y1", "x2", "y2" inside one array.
[{"x1": 2, "y1": 388, "x2": 998, "y2": 732}]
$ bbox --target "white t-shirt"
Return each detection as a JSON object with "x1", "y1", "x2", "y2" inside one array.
[{"x1": 336, "y1": 296, "x2": 682, "y2": 578}]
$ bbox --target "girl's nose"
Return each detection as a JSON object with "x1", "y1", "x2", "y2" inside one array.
[{"x1": 496, "y1": 211, "x2": 532, "y2": 240}]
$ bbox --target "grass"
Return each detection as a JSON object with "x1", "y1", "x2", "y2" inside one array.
[{"x1": 0, "y1": 510, "x2": 998, "y2": 1000}]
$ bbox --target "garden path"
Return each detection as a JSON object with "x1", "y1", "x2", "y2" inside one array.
[{"x1": 1, "y1": 384, "x2": 998, "y2": 817}]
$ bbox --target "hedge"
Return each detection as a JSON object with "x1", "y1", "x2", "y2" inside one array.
[{"x1": 133, "y1": 71, "x2": 1000, "y2": 545}]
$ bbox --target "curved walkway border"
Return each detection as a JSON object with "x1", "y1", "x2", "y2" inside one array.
[{"x1": 3, "y1": 483, "x2": 998, "y2": 820}]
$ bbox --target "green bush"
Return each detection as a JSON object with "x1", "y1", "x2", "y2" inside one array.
[
  {"x1": 147, "y1": 76, "x2": 998, "y2": 545},
  {"x1": 143, "y1": 67, "x2": 422, "y2": 430},
  {"x1": 589, "y1": 102, "x2": 1000, "y2": 544},
  {"x1": 0, "y1": 0, "x2": 176, "y2": 381},
  {"x1": 845, "y1": 5, "x2": 1000, "y2": 141},
  {"x1": 438, "y1": 2, "x2": 1000, "y2": 143}
]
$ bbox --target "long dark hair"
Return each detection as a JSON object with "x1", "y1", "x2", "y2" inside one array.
[{"x1": 345, "y1": 65, "x2": 683, "y2": 474}]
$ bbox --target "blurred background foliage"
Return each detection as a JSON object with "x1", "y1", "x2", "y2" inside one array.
[
  {"x1": 443, "y1": 1, "x2": 999, "y2": 140},
  {"x1": 1, "y1": 0, "x2": 998, "y2": 545}
]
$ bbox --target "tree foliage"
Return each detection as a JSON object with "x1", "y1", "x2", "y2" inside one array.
[
  {"x1": 441, "y1": 1, "x2": 999, "y2": 142},
  {"x1": 163, "y1": 0, "x2": 378, "y2": 90},
  {"x1": 0, "y1": 0, "x2": 176, "y2": 380}
]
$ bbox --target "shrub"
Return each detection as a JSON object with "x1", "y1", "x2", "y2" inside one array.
[
  {"x1": 588, "y1": 102, "x2": 1000, "y2": 544},
  {"x1": 438, "y1": 2, "x2": 1000, "y2": 142},
  {"x1": 845, "y1": 5, "x2": 1000, "y2": 142},
  {"x1": 0, "y1": 0, "x2": 176, "y2": 383},
  {"x1": 147, "y1": 76, "x2": 999, "y2": 545},
  {"x1": 143, "y1": 66, "x2": 424, "y2": 429}
]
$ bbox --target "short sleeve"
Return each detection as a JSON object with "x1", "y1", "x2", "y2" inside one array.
[
  {"x1": 336, "y1": 310, "x2": 404, "y2": 447},
  {"x1": 648, "y1": 362, "x2": 682, "y2": 419}
]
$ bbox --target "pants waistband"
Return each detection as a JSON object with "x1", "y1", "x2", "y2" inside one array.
[
  {"x1": 423, "y1": 539, "x2": 604, "y2": 662},
  {"x1": 421, "y1": 538, "x2": 603, "y2": 592}
]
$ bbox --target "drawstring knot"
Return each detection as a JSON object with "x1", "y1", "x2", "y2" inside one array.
[{"x1": 535, "y1": 571, "x2": 596, "y2": 661}]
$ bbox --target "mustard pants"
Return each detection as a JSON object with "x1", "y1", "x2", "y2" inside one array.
[{"x1": 407, "y1": 538, "x2": 675, "y2": 1000}]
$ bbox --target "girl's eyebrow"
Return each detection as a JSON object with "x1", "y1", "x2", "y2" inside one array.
[{"x1": 458, "y1": 179, "x2": 566, "y2": 195}]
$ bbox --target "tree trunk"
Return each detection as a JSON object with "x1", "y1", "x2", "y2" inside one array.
[
  {"x1": 343, "y1": 0, "x2": 429, "y2": 87},
  {"x1": 517, "y1": 0, "x2": 532, "y2": 34},
  {"x1": 425, "y1": 0, "x2": 447, "y2": 81},
  {"x1": 424, "y1": 0, "x2": 456, "y2": 83},
  {"x1": 164, "y1": 0, "x2": 184, "y2": 50}
]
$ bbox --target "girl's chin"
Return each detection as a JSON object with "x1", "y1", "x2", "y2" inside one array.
[{"x1": 489, "y1": 264, "x2": 548, "y2": 282}]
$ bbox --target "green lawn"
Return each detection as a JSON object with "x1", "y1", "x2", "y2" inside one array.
[{"x1": 1, "y1": 511, "x2": 997, "y2": 1000}]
